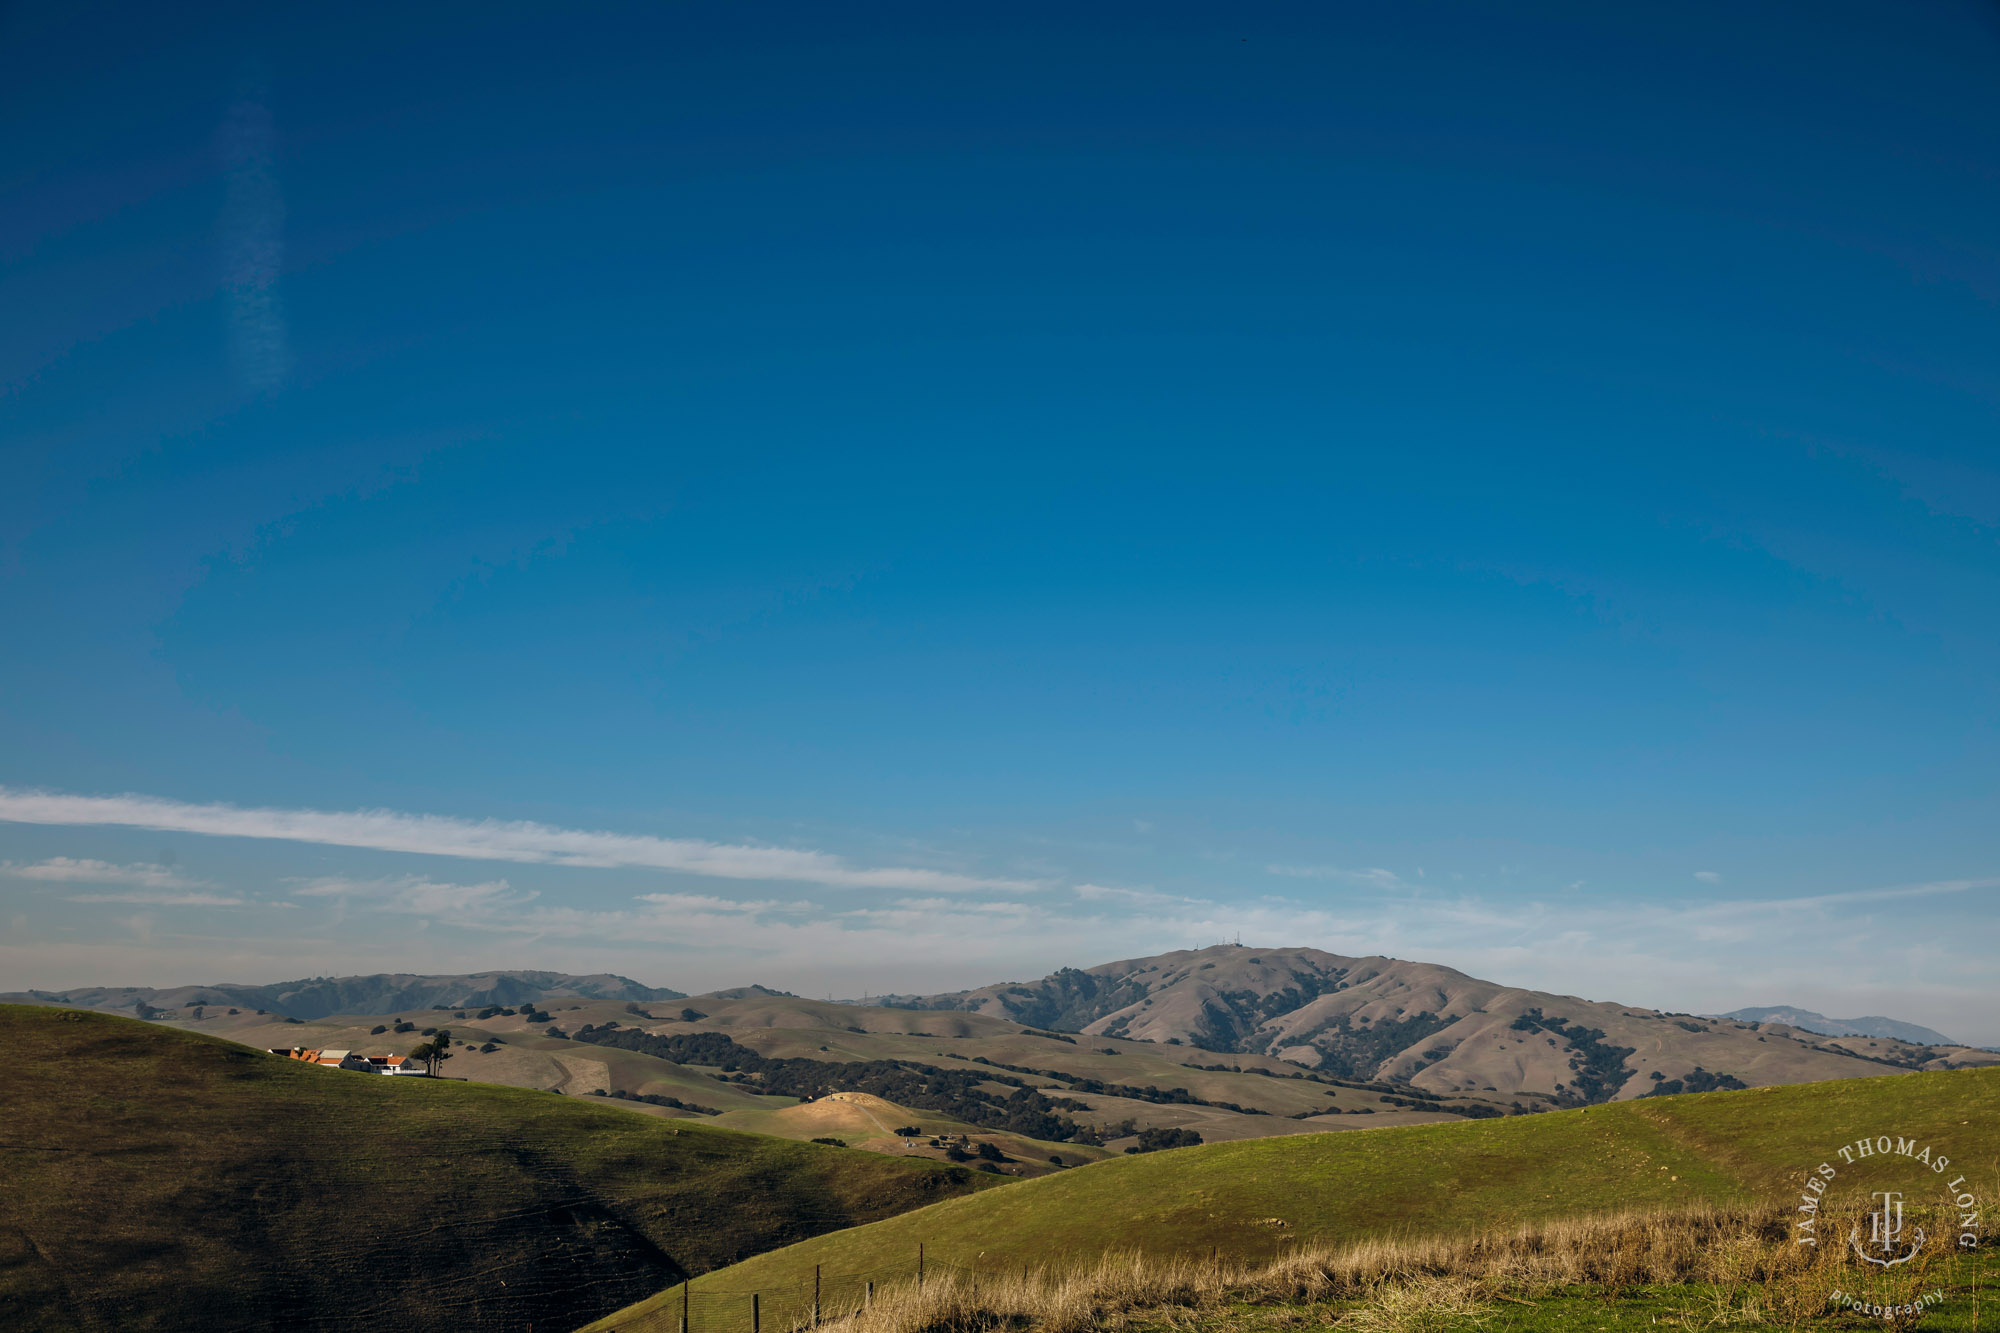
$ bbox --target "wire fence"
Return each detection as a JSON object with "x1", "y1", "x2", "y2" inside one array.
[{"x1": 595, "y1": 1250, "x2": 982, "y2": 1333}]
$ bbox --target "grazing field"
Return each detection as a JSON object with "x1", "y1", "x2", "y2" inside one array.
[
  {"x1": 585, "y1": 1064, "x2": 2000, "y2": 1332},
  {"x1": 0, "y1": 1005, "x2": 999, "y2": 1333},
  {"x1": 590, "y1": 1210, "x2": 2000, "y2": 1333}
]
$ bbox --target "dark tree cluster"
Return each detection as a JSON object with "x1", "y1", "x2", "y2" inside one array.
[
  {"x1": 959, "y1": 1055, "x2": 1269, "y2": 1114},
  {"x1": 596, "y1": 1087, "x2": 722, "y2": 1114},
  {"x1": 568, "y1": 1025, "x2": 1107, "y2": 1143},
  {"x1": 1306, "y1": 1012, "x2": 1456, "y2": 1079},
  {"x1": 1122, "y1": 1126, "x2": 1203, "y2": 1153},
  {"x1": 1642, "y1": 1067, "x2": 1747, "y2": 1097},
  {"x1": 1509, "y1": 1009, "x2": 1636, "y2": 1105}
]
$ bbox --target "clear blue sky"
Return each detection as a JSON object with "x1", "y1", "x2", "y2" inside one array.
[{"x1": 3, "y1": 2, "x2": 1997, "y2": 1038}]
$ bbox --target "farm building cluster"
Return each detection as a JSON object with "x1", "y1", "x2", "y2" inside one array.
[{"x1": 270, "y1": 1047, "x2": 429, "y2": 1075}]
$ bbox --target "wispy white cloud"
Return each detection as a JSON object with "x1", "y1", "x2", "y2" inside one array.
[
  {"x1": 1264, "y1": 864, "x2": 1411, "y2": 889},
  {"x1": 1072, "y1": 882, "x2": 1198, "y2": 907},
  {"x1": 634, "y1": 891, "x2": 813, "y2": 915},
  {"x1": 4, "y1": 857, "x2": 213, "y2": 890},
  {"x1": 1694, "y1": 870, "x2": 1722, "y2": 884},
  {"x1": 291, "y1": 875, "x2": 526, "y2": 916},
  {"x1": 873, "y1": 897, "x2": 1037, "y2": 916},
  {"x1": 67, "y1": 890, "x2": 247, "y2": 907},
  {"x1": 0, "y1": 788, "x2": 1041, "y2": 894},
  {"x1": 288, "y1": 874, "x2": 829, "y2": 940}
]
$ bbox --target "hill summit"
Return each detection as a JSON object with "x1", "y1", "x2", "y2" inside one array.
[
  {"x1": 1711, "y1": 1005, "x2": 1957, "y2": 1046},
  {"x1": 892, "y1": 944, "x2": 1995, "y2": 1104}
]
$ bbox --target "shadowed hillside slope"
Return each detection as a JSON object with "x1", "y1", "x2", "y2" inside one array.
[
  {"x1": 585, "y1": 1063, "x2": 2000, "y2": 1332},
  {"x1": 0, "y1": 1005, "x2": 996, "y2": 1333}
]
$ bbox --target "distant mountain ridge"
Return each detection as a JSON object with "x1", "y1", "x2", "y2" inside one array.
[
  {"x1": 1, "y1": 969, "x2": 683, "y2": 1019},
  {"x1": 1710, "y1": 1005, "x2": 1956, "y2": 1047},
  {"x1": 888, "y1": 944, "x2": 1997, "y2": 1105}
]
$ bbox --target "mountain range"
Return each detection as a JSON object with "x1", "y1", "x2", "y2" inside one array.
[
  {"x1": 1709, "y1": 1005, "x2": 1956, "y2": 1046},
  {"x1": 10, "y1": 948, "x2": 1993, "y2": 1105},
  {"x1": 887, "y1": 944, "x2": 1996, "y2": 1102},
  {"x1": 1, "y1": 969, "x2": 683, "y2": 1020}
]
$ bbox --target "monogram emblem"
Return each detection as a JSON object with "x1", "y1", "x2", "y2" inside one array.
[{"x1": 1850, "y1": 1190, "x2": 1925, "y2": 1267}]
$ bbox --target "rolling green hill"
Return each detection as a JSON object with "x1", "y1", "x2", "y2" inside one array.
[
  {"x1": 585, "y1": 1064, "x2": 2000, "y2": 1332},
  {"x1": 0, "y1": 1004, "x2": 999, "y2": 1333}
]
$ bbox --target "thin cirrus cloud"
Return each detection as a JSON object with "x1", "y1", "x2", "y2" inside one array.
[
  {"x1": 1, "y1": 858, "x2": 244, "y2": 908},
  {"x1": 67, "y1": 891, "x2": 248, "y2": 907},
  {"x1": 290, "y1": 875, "x2": 527, "y2": 917},
  {"x1": 1264, "y1": 864, "x2": 1412, "y2": 890},
  {"x1": 0, "y1": 787, "x2": 1040, "y2": 894},
  {"x1": 4, "y1": 856, "x2": 213, "y2": 890},
  {"x1": 1072, "y1": 882, "x2": 1199, "y2": 907}
]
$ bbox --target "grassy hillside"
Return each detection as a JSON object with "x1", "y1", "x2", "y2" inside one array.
[
  {"x1": 585, "y1": 1064, "x2": 2000, "y2": 1331},
  {"x1": 708, "y1": 1091, "x2": 1105, "y2": 1175},
  {"x1": 0, "y1": 1005, "x2": 999, "y2": 1333}
]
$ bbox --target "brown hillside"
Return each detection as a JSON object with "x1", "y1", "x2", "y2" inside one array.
[{"x1": 911, "y1": 943, "x2": 1980, "y2": 1104}]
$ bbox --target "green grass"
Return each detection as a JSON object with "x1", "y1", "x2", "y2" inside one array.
[
  {"x1": 0, "y1": 1004, "x2": 1001, "y2": 1333},
  {"x1": 585, "y1": 1065, "x2": 2000, "y2": 1331},
  {"x1": 1186, "y1": 1256, "x2": 2000, "y2": 1333}
]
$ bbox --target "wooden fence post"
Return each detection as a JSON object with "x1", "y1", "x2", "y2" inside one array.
[
  {"x1": 814, "y1": 1264, "x2": 821, "y2": 1326},
  {"x1": 682, "y1": 1279, "x2": 690, "y2": 1333},
  {"x1": 918, "y1": 1243, "x2": 924, "y2": 1287},
  {"x1": 752, "y1": 1292, "x2": 759, "y2": 1333}
]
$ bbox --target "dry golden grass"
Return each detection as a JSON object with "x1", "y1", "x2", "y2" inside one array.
[{"x1": 794, "y1": 1190, "x2": 1996, "y2": 1333}]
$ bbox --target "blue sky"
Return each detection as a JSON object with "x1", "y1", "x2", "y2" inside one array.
[{"x1": 3, "y1": 2, "x2": 1998, "y2": 1038}]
